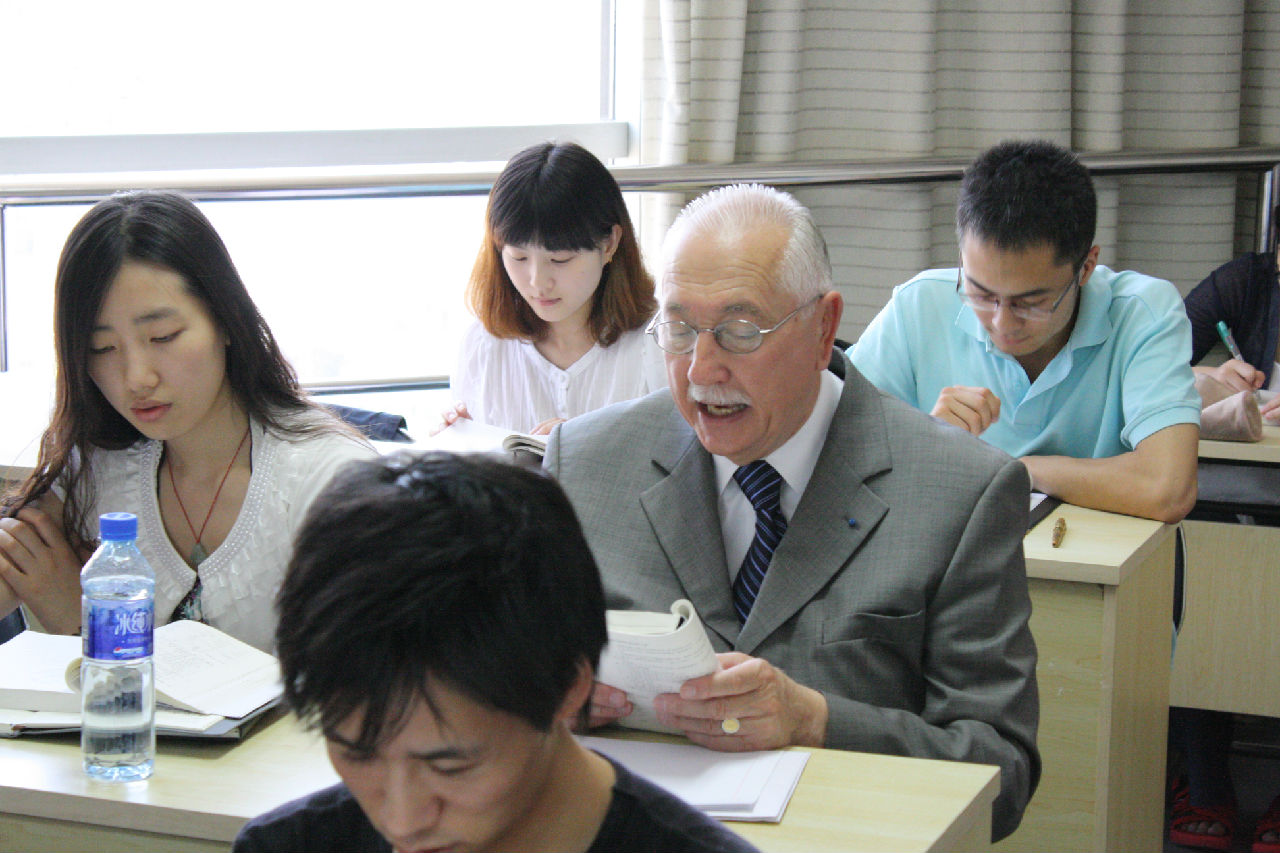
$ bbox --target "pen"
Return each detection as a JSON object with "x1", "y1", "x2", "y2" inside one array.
[
  {"x1": 1217, "y1": 320, "x2": 1245, "y2": 361},
  {"x1": 1051, "y1": 516, "x2": 1067, "y2": 548},
  {"x1": 1216, "y1": 321, "x2": 1261, "y2": 401}
]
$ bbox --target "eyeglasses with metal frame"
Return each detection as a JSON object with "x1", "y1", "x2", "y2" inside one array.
[
  {"x1": 955, "y1": 263, "x2": 1082, "y2": 321},
  {"x1": 646, "y1": 295, "x2": 822, "y2": 355}
]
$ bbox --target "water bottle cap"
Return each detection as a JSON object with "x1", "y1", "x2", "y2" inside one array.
[{"x1": 98, "y1": 512, "x2": 138, "y2": 541}]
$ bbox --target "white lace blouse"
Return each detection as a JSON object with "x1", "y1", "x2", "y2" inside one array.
[
  {"x1": 450, "y1": 322, "x2": 668, "y2": 433},
  {"x1": 66, "y1": 418, "x2": 375, "y2": 652}
]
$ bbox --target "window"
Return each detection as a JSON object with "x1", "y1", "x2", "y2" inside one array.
[{"x1": 1, "y1": 0, "x2": 628, "y2": 429}]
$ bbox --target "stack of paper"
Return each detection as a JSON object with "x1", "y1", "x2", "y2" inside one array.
[{"x1": 581, "y1": 735, "x2": 809, "y2": 822}]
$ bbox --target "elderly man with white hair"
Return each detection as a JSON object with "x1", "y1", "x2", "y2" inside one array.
[{"x1": 544, "y1": 183, "x2": 1040, "y2": 841}]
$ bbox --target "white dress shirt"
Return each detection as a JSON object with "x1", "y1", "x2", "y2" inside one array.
[
  {"x1": 451, "y1": 321, "x2": 667, "y2": 433},
  {"x1": 714, "y1": 370, "x2": 843, "y2": 583}
]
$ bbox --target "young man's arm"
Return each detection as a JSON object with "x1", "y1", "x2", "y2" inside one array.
[{"x1": 1020, "y1": 422, "x2": 1199, "y2": 523}]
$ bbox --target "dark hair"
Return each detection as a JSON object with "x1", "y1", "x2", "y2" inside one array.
[
  {"x1": 1, "y1": 190, "x2": 339, "y2": 545},
  {"x1": 466, "y1": 141, "x2": 655, "y2": 345},
  {"x1": 956, "y1": 139, "x2": 1097, "y2": 268},
  {"x1": 275, "y1": 452, "x2": 608, "y2": 752}
]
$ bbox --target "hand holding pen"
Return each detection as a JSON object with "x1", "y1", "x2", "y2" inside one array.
[{"x1": 1214, "y1": 321, "x2": 1264, "y2": 399}]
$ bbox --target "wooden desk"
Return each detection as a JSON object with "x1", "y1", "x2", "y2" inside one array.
[
  {"x1": 0, "y1": 711, "x2": 998, "y2": 853},
  {"x1": 1197, "y1": 423, "x2": 1280, "y2": 464},
  {"x1": 996, "y1": 504, "x2": 1175, "y2": 853},
  {"x1": 1169, "y1": 429, "x2": 1280, "y2": 716}
]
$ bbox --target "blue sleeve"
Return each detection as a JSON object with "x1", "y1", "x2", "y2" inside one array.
[
  {"x1": 1117, "y1": 279, "x2": 1201, "y2": 449},
  {"x1": 849, "y1": 290, "x2": 924, "y2": 410}
]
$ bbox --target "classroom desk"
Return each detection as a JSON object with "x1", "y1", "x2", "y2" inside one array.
[
  {"x1": 0, "y1": 374, "x2": 1174, "y2": 852},
  {"x1": 0, "y1": 710, "x2": 999, "y2": 853},
  {"x1": 1197, "y1": 422, "x2": 1280, "y2": 464},
  {"x1": 996, "y1": 503, "x2": 1175, "y2": 853},
  {"x1": 1169, "y1": 426, "x2": 1280, "y2": 717}
]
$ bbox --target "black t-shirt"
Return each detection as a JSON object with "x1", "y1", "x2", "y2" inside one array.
[{"x1": 233, "y1": 755, "x2": 760, "y2": 853}]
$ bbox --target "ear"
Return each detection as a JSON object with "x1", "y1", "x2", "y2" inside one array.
[
  {"x1": 1078, "y1": 244, "x2": 1101, "y2": 281},
  {"x1": 554, "y1": 659, "x2": 596, "y2": 726},
  {"x1": 602, "y1": 224, "x2": 623, "y2": 263},
  {"x1": 813, "y1": 290, "x2": 844, "y2": 371}
]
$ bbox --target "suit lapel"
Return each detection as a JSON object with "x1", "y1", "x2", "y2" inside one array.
[
  {"x1": 736, "y1": 365, "x2": 894, "y2": 654},
  {"x1": 639, "y1": 406, "x2": 740, "y2": 646}
]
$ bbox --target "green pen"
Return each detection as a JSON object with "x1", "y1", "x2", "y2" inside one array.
[{"x1": 1216, "y1": 321, "x2": 1260, "y2": 400}]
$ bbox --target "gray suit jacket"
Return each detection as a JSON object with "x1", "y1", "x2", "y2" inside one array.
[{"x1": 544, "y1": 358, "x2": 1039, "y2": 841}]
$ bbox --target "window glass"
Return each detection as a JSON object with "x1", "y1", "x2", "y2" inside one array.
[
  {"x1": 0, "y1": 1, "x2": 604, "y2": 136},
  {"x1": 3, "y1": 195, "x2": 487, "y2": 383}
]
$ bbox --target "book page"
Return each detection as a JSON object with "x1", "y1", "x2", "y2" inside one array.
[
  {"x1": 596, "y1": 599, "x2": 719, "y2": 734},
  {"x1": 423, "y1": 417, "x2": 520, "y2": 453},
  {"x1": 151, "y1": 620, "x2": 282, "y2": 718},
  {"x1": 0, "y1": 631, "x2": 81, "y2": 713},
  {"x1": 0, "y1": 707, "x2": 224, "y2": 737}
]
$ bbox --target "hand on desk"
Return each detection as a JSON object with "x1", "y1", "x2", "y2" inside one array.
[
  {"x1": 931, "y1": 386, "x2": 1001, "y2": 436},
  {"x1": 1262, "y1": 395, "x2": 1280, "y2": 423},
  {"x1": 0, "y1": 505, "x2": 83, "y2": 634}
]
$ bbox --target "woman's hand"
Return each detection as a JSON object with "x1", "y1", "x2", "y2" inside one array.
[
  {"x1": 0, "y1": 505, "x2": 84, "y2": 634},
  {"x1": 529, "y1": 417, "x2": 567, "y2": 436},
  {"x1": 428, "y1": 401, "x2": 473, "y2": 437}
]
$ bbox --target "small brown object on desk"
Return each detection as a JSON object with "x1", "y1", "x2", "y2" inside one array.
[{"x1": 1051, "y1": 516, "x2": 1067, "y2": 548}]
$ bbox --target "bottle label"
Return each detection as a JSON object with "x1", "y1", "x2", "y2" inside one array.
[{"x1": 84, "y1": 600, "x2": 154, "y2": 660}]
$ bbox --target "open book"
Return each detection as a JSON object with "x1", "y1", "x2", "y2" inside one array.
[
  {"x1": 423, "y1": 417, "x2": 546, "y2": 458},
  {"x1": 0, "y1": 620, "x2": 282, "y2": 738},
  {"x1": 596, "y1": 599, "x2": 720, "y2": 734}
]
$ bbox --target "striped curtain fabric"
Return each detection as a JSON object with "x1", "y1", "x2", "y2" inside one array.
[{"x1": 636, "y1": 0, "x2": 1280, "y2": 342}]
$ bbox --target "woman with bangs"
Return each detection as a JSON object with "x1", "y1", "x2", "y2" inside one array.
[
  {"x1": 442, "y1": 141, "x2": 665, "y2": 436},
  {"x1": 0, "y1": 191, "x2": 374, "y2": 651}
]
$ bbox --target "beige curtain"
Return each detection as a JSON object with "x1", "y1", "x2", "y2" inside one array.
[{"x1": 637, "y1": 0, "x2": 1280, "y2": 341}]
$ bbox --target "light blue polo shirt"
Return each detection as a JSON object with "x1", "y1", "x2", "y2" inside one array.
[{"x1": 849, "y1": 265, "x2": 1200, "y2": 459}]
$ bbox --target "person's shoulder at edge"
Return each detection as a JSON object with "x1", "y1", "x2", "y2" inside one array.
[
  {"x1": 594, "y1": 757, "x2": 761, "y2": 853},
  {"x1": 553, "y1": 386, "x2": 676, "y2": 443},
  {"x1": 887, "y1": 266, "x2": 960, "y2": 303},
  {"x1": 1091, "y1": 265, "x2": 1185, "y2": 314},
  {"x1": 232, "y1": 783, "x2": 389, "y2": 853}
]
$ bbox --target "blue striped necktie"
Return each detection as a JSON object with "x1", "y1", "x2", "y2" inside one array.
[{"x1": 732, "y1": 460, "x2": 788, "y2": 623}]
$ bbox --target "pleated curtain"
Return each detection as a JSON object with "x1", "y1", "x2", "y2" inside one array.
[{"x1": 635, "y1": 0, "x2": 1280, "y2": 342}]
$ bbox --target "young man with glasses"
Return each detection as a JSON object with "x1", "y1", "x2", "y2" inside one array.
[
  {"x1": 851, "y1": 139, "x2": 1200, "y2": 522},
  {"x1": 546, "y1": 183, "x2": 1039, "y2": 842}
]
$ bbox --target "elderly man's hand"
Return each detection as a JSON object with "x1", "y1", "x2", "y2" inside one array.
[
  {"x1": 652, "y1": 652, "x2": 827, "y2": 751},
  {"x1": 584, "y1": 681, "x2": 633, "y2": 729},
  {"x1": 931, "y1": 385, "x2": 1001, "y2": 435}
]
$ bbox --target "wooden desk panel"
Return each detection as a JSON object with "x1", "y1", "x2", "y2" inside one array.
[
  {"x1": 1175, "y1": 435, "x2": 1280, "y2": 717},
  {"x1": 0, "y1": 712, "x2": 998, "y2": 853},
  {"x1": 996, "y1": 508, "x2": 1174, "y2": 853},
  {"x1": 1171, "y1": 520, "x2": 1280, "y2": 716}
]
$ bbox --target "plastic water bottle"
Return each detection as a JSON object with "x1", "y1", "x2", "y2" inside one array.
[{"x1": 81, "y1": 512, "x2": 156, "y2": 781}]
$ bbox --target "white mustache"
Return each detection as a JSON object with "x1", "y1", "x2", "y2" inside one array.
[{"x1": 688, "y1": 384, "x2": 751, "y2": 407}]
